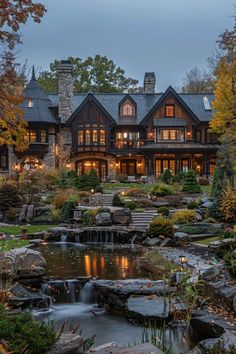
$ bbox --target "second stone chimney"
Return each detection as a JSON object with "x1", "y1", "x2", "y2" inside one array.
[
  {"x1": 57, "y1": 60, "x2": 74, "y2": 123},
  {"x1": 144, "y1": 72, "x2": 156, "y2": 94}
]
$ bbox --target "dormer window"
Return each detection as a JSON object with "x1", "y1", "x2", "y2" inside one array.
[
  {"x1": 122, "y1": 103, "x2": 133, "y2": 117},
  {"x1": 165, "y1": 104, "x2": 175, "y2": 117},
  {"x1": 28, "y1": 99, "x2": 33, "y2": 108}
]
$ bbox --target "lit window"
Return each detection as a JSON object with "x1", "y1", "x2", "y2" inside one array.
[
  {"x1": 29, "y1": 130, "x2": 36, "y2": 142},
  {"x1": 92, "y1": 130, "x2": 98, "y2": 145},
  {"x1": 165, "y1": 105, "x2": 175, "y2": 117},
  {"x1": 85, "y1": 130, "x2": 90, "y2": 145},
  {"x1": 28, "y1": 99, "x2": 33, "y2": 108},
  {"x1": 122, "y1": 103, "x2": 133, "y2": 117},
  {"x1": 78, "y1": 130, "x2": 84, "y2": 145},
  {"x1": 41, "y1": 130, "x2": 47, "y2": 143},
  {"x1": 162, "y1": 130, "x2": 169, "y2": 140},
  {"x1": 100, "y1": 130, "x2": 106, "y2": 145},
  {"x1": 169, "y1": 130, "x2": 176, "y2": 140}
]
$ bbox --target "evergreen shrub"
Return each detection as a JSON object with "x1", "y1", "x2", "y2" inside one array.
[
  {"x1": 182, "y1": 170, "x2": 201, "y2": 193},
  {"x1": 149, "y1": 216, "x2": 174, "y2": 238}
]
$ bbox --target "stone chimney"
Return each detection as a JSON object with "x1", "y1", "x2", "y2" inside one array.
[
  {"x1": 57, "y1": 60, "x2": 74, "y2": 123},
  {"x1": 144, "y1": 72, "x2": 156, "y2": 94}
]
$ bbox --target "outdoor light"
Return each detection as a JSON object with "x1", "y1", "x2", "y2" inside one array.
[
  {"x1": 91, "y1": 188, "x2": 95, "y2": 194},
  {"x1": 179, "y1": 254, "x2": 187, "y2": 268},
  {"x1": 66, "y1": 162, "x2": 71, "y2": 170},
  {"x1": 116, "y1": 163, "x2": 119, "y2": 168},
  {"x1": 187, "y1": 131, "x2": 191, "y2": 137},
  {"x1": 137, "y1": 162, "x2": 141, "y2": 168},
  {"x1": 121, "y1": 191, "x2": 125, "y2": 196},
  {"x1": 14, "y1": 163, "x2": 20, "y2": 172}
]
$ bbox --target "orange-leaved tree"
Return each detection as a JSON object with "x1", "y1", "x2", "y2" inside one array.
[
  {"x1": 0, "y1": 0, "x2": 46, "y2": 151},
  {"x1": 210, "y1": 17, "x2": 236, "y2": 171}
]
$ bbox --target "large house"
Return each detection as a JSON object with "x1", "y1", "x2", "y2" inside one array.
[{"x1": 0, "y1": 61, "x2": 219, "y2": 180}]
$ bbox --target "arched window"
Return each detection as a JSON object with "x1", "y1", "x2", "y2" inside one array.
[{"x1": 122, "y1": 103, "x2": 134, "y2": 117}]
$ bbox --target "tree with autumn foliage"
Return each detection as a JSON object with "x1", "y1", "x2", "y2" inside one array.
[
  {"x1": 0, "y1": 0, "x2": 46, "y2": 151},
  {"x1": 210, "y1": 17, "x2": 236, "y2": 172}
]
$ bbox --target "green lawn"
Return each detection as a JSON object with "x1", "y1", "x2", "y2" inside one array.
[
  {"x1": 0, "y1": 224, "x2": 58, "y2": 235},
  {"x1": 0, "y1": 239, "x2": 29, "y2": 251},
  {"x1": 195, "y1": 236, "x2": 219, "y2": 245},
  {"x1": 101, "y1": 182, "x2": 211, "y2": 194}
]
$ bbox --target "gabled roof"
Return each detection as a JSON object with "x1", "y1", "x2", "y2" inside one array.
[
  {"x1": 66, "y1": 93, "x2": 116, "y2": 125},
  {"x1": 48, "y1": 90, "x2": 214, "y2": 124},
  {"x1": 21, "y1": 68, "x2": 57, "y2": 124}
]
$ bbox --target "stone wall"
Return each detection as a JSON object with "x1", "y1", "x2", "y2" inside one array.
[{"x1": 57, "y1": 62, "x2": 74, "y2": 123}]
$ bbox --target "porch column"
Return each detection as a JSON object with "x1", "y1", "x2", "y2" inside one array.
[
  {"x1": 175, "y1": 154, "x2": 181, "y2": 174},
  {"x1": 203, "y1": 155, "x2": 210, "y2": 177},
  {"x1": 146, "y1": 154, "x2": 154, "y2": 175}
]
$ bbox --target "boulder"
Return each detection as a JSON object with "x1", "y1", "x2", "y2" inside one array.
[
  {"x1": 9, "y1": 282, "x2": 50, "y2": 308},
  {"x1": 95, "y1": 212, "x2": 112, "y2": 226},
  {"x1": 112, "y1": 208, "x2": 132, "y2": 225},
  {"x1": 190, "y1": 315, "x2": 227, "y2": 338},
  {"x1": 195, "y1": 212, "x2": 203, "y2": 222},
  {"x1": 19, "y1": 204, "x2": 28, "y2": 222},
  {"x1": 141, "y1": 237, "x2": 161, "y2": 246},
  {"x1": 153, "y1": 201, "x2": 170, "y2": 208},
  {"x1": 188, "y1": 331, "x2": 236, "y2": 354},
  {"x1": 2, "y1": 247, "x2": 47, "y2": 278},
  {"x1": 35, "y1": 205, "x2": 51, "y2": 217},
  {"x1": 26, "y1": 204, "x2": 34, "y2": 222},
  {"x1": 48, "y1": 333, "x2": 83, "y2": 354}
]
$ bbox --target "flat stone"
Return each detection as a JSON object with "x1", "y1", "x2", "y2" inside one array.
[
  {"x1": 95, "y1": 212, "x2": 112, "y2": 226},
  {"x1": 127, "y1": 296, "x2": 187, "y2": 324},
  {"x1": 112, "y1": 208, "x2": 132, "y2": 225},
  {"x1": 190, "y1": 314, "x2": 236, "y2": 338},
  {"x1": 48, "y1": 333, "x2": 83, "y2": 354},
  {"x1": 188, "y1": 331, "x2": 236, "y2": 354}
]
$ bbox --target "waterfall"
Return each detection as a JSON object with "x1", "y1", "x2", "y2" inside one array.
[
  {"x1": 131, "y1": 235, "x2": 137, "y2": 246},
  {"x1": 79, "y1": 282, "x2": 94, "y2": 304},
  {"x1": 75, "y1": 235, "x2": 80, "y2": 243},
  {"x1": 66, "y1": 280, "x2": 77, "y2": 303},
  {"x1": 60, "y1": 234, "x2": 67, "y2": 242}
]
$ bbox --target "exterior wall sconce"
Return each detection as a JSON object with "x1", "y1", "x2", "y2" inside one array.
[
  {"x1": 116, "y1": 163, "x2": 119, "y2": 168},
  {"x1": 137, "y1": 162, "x2": 142, "y2": 168},
  {"x1": 187, "y1": 131, "x2": 191, "y2": 137},
  {"x1": 14, "y1": 163, "x2": 20, "y2": 172},
  {"x1": 66, "y1": 162, "x2": 71, "y2": 170}
]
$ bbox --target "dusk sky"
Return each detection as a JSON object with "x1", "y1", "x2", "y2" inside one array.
[{"x1": 19, "y1": 0, "x2": 235, "y2": 91}]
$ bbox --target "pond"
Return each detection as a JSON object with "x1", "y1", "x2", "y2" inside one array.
[
  {"x1": 35, "y1": 242, "x2": 195, "y2": 352},
  {"x1": 37, "y1": 242, "x2": 150, "y2": 279}
]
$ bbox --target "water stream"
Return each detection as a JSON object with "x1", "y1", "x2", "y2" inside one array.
[{"x1": 36, "y1": 243, "x2": 194, "y2": 352}]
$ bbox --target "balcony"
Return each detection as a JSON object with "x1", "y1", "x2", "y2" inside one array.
[{"x1": 14, "y1": 142, "x2": 49, "y2": 159}]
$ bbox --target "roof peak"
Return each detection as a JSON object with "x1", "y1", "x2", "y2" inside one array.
[{"x1": 31, "y1": 66, "x2": 36, "y2": 81}]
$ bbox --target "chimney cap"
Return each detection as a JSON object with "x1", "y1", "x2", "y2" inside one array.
[
  {"x1": 144, "y1": 72, "x2": 156, "y2": 79},
  {"x1": 60, "y1": 60, "x2": 72, "y2": 65}
]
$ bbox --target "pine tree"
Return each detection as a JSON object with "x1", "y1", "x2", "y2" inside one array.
[
  {"x1": 182, "y1": 169, "x2": 201, "y2": 193},
  {"x1": 211, "y1": 165, "x2": 225, "y2": 198},
  {"x1": 163, "y1": 169, "x2": 172, "y2": 184}
]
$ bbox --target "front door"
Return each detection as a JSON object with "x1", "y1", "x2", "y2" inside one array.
[{"x1": 121, "y1": 159, "x2": 136, "y2": 176}]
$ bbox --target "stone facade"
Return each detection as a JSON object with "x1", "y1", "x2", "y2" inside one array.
[{"x1": 57, "y1": 61, "x2": 74, "y2": 123}]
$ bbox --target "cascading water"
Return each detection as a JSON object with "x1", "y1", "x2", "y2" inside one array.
[
  {"x1": 60, "y1": 234, "x2": 67, "y2": 242},
  {"x1": 75, "y1": 235, "x2": 80, "y2": 243},
  {"x1": 79, "y1": 281, "x2": 95, "y2": 304}
]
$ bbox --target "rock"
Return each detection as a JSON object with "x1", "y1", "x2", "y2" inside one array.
[
  {"x1": 48, "y1": 333, "x2": 83, "y2": 354},
  {"x1": 188, "y1": 331, "x2": 236, "y2": 354},
  {"x1": 95, "y1": 212, "x2": 112, "y2": 226},
  {"x1": 29, "y1": 239, "x2": 45, "y2": 245},
  {"x1": 9, "y1": 282, "x2": 51, "y2": 309},
  {"x1": 26, "y1": 204, "x2": 34, "y2": 222},
  {"x1": 89, "y1": 342, "x2": 118, "y2": 352},
  {"x1": 35, "y1": 205, "x2": 51, "y2": 217},
  {"x1": 159, "y1": 237, "x2": 172, "y2": 247},
  {"x1": 1, "y1": 247, "x2": 47, "y2": 279},
  {"x1": 120, "y1": 343, "x2": 164, "y2": 354},
  {"x1": 195, "y1": 212, "x2": 203, "y2": 221},
  {"x1": 112, "y1": 208, "x2": 132, "y2": 225},
  {"x1": 127, "y1": 295, "x2": 187, "y2": 324},
  {"x1": 190, "y1": 315, "x2": 226, "y2": 338},
  {"x1": 233, "y1": 295, "x2": 236, "y2": 313},
  {"x1": 141, "y1": 237, "x2": 161, "y2": 246},
  {"x1": 153, "y1": 201, "x2": 169, "y2": 208},
  {"x1": 0, "y1": 211, "x2": 4, "y2": 221},
  {"x1": 201, "y1": 201, "x2": 214, "y2": 208},
  {"x1": 19, "y1": 204, "x2": 28, "y2": 222}
]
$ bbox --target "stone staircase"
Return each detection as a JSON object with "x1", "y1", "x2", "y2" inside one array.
[
  {"x1": 131, "y1": 210, "x2": 158, "y2": 229},
  {"x1": 101, "y1": 194, "x2": 114, "y2": 206}
]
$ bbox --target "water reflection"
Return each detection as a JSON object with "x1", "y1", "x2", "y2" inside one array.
[{"x1": 37, "y1": 243, "x2": 149, "y2": 279}]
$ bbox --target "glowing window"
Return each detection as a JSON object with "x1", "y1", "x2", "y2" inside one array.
[
  {"x1": 165, "y1": 105, "x2": 175, "y2": 117},
  {"x1": 78, "y1": 130, "x2": 84, "y2": 145},
  {"x1": 92, "y1": 130, "x2": 98, "y2": 144},
  {"x1": 85, "y1": 130, "x2": 91, "y2": 145},
  {"x1": 29, "y1": 130, "x2": 36, "y2": 142},
  {"x1": 122, "y1": 103, "x2": 133, "y2": 117},
  {"x1": 28, "y1": 99, "x2": 33, "y2": 108},
  {"x1": 100, "y1": 130, "x2": 106, "y2": 145},
  {"x1": 41, "y1": 130, "x2": 47, "y2": 143}
]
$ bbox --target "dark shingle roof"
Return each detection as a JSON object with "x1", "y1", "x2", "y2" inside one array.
[
  {"x1": 21, "y1": 70, "x2": 56, "y2": 124},
  {"x1": 48, "y1": 90, "x2": 215, "y2": 124}
]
